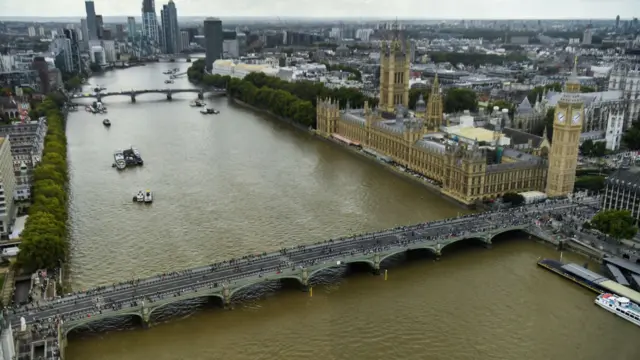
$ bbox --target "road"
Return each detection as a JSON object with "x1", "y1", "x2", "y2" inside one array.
[{"x1": 7, "y1": 200, "x2": 590, "y2": 326}]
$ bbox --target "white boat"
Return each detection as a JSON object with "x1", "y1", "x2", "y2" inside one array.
[
  {"x1": 595, "y1": 293, "x2": 640, "y2": 327},
  {"x1": 133, "y1": 191, "x2": 145, "y2": 202},
  {"x1": 144, "y1": 190, "x2": 153, "y2": 203},
  {"x1": 113, "y1": 150, "x2": 126, "y2": 170},
  {"x1": 200, "y1": 107, "x2": 219, "y2": 115},
  {"x1": 190, "y1": 100, "x2": 205, "y2": 107}
]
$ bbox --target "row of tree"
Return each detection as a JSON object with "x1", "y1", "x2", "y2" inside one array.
[
  {"x1": 17, "y1": 94, "x2": 69, "y2": 271},
  {"x1": 622, "y1": 119, "x2": 640, "y2": 150},
  {"x1": 579, "y1": 139, "x2": 607, "y2": 157},
  {"x1": 408, "y1": 87, "x2": 479, "y2": 114},
  {"x1": 189, "y1": 59, "x2": 480, "y2": 126}
]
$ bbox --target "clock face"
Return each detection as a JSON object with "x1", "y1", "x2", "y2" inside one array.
[
  {"x1": 572, "y1": 111, "x2": 581, "y2": 125},
  {"x1": 557, "y1": 112, "x2": 565, "y2": 123}
]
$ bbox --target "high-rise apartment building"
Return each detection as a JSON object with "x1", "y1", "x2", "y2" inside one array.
[
  {"x1": 180, "y1": 31, "x2": 190, "y2": 51},
  {"x1": 27, "y1": 27, "x2": 36, "y2": 37},
  {"x1": 127, "y1": 17, "x2": 137, "y2": 39},
  {"x1": 50, "y1": 35, "x2": 74, "y2": 73},
  {"x1": 95, "y1": 15, "x2": 104, "y2": 39},
  {"x1": 204, "y1": 18, "x2": 223, "y2": 71},
  {"x1": 142, "y1": 0, "x2": 159, "y2": 44},
  {"x1": 64, "y1": 29, "x2": 82, "y2": 74},
  {"x1": 0, "y1": 137, "x2": 17, "y2": 236},
  {"x1": 161, "y1": 1, "x2": 180, "y2": 54},
  {"x1": 80, "y1": 18, "x2": 89, "y2": 50},
  {"x1": 85, "y1": 1, "x2": 98, "y2": 40}
]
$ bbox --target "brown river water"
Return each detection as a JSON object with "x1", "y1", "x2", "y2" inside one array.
[{"x1": 64, "y1": 62, "x2": 639, "y2": 360}]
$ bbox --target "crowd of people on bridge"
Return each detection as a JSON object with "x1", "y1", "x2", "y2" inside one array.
[{"x1": 5, "y1": 198, "x2": 598, "y2": 345}]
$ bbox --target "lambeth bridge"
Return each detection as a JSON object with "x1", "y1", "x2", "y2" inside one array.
[{"x1": 72, "y1": 87, "x2": 226, "y2": 103}]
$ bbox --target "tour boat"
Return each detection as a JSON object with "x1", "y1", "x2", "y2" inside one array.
[
  {"x1": 595, "y1": 293, "x2": 640, "y2": 327},
  {"x1": 190, "y1": 100, "x2": 205, "y2": 107},
  {"x1": 164, "y1": 80, "x2": 174, "y2": 84},
  {"x1": 200, "y1": 107, "x2": 219, "y2": 115},
  {"x1": 103, "y1": 119, "x2": 111, "y2": 127},
  {"x1": 113, "y1": 150, "x2": 126, "y2": 170},
  {"x1": 144, "y1": 190, "x2": 153, "y2": 203},
  {"x1": 133, "y1": 191, "x2": 145, "y2": 203}
]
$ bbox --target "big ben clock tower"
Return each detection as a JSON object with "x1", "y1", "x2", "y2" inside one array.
[{"x1": 546, "y1": 57, "x2": 584, "y2": 197}]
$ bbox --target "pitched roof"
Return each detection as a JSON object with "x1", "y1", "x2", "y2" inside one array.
[{"x1": 501, "y1": 127, "x2": 545, "y2": 148}]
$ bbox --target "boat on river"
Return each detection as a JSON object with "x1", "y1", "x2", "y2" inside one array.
[
  {"x1": 113, "y1": 150, "x2": 126, "y2": 170},
  {"x1": 103, "y1": 119, "x2": 111, "y2": 127},
  {"x1": 190, "y1": 100, "x2": 205, "y2": 107},
  {"x1": 200, "y1": 107, "x2": 219, "y2": 115},
  {"x1": 595, "y1": 293, "x2": 640, "y2": 327}
]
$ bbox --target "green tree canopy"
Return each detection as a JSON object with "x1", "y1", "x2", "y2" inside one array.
[
  {"x1": 444, "y1": 88, "x2": 478, "y2": 113},
  {"x1": 17, "y1": 92, "x2": 69, "y2": 271},
  {"x1": 622, "y1": 121, "x2": 640, "y2": 150},
  {"x1": 574, "y1": 175, "x2": 605, "y2": 192},
  {"x1": 502, "y1": 192, "x2": 525, "y2": 206},
  {"x1": 579, "y1": 139, "x2": 607, "y2": 157},
  {"x1": 590, "y1": 210, "x2": 638, "y2": 240}
]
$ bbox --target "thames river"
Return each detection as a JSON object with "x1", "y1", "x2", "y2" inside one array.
[{"x1": 65, "y1": 62, "x2": 639, "y2": 360}]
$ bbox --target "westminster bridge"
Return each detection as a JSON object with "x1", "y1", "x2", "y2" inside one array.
[
  {"x1": 8, "y1": 200, "x2": 595, "y2": 359},
  {"x1": 71, "y1": 87, "x2": 226, "y2": 103}
]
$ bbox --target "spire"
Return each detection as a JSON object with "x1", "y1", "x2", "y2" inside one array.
[
  {"x1": 564, "y1": 55, "x2": 581, "y2": 93},
  {"x1": 431, "y1": 73, "x2": 439, "y2": 93},
  {"x1": 543, "y1": 125, "x2": 548, "y2": 140}
]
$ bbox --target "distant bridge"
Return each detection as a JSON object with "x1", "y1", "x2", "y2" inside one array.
[{"x1": 72, "y1": 88, "x2": 226, "y2": 102}]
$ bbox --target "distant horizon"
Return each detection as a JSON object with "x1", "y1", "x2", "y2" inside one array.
[{"x1": 0, "y1": 15, "x2": 627, "y2": 22}]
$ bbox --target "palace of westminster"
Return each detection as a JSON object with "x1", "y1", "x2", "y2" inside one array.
[{"x1": 316, "y1": 38, "x2": 587, "y2": 206}]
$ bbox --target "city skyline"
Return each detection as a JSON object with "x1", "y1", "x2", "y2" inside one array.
[{"x1": 2, "y1": 0, "x2": 638, "y2": 19}]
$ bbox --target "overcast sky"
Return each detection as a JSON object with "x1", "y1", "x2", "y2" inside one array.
[{"x1": 4, "y1": 0, "x2": 638, "y2": 19}]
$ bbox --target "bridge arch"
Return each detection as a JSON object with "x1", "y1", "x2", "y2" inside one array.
[
  {"x1": 147, "y1": 293, "x2": 225, "y2": 318},
  {"x1": 229, "y1": 275, "x2": 303, "y2": 299},
  {"x1": 308, "y1": 259, "x2": 375, "y2": 280},
  {"x1": 379, "y1": 246, "x2": 438, "y2": 264},
  {"x1": 63, "y1": 312, "x2": 143, "y2": 337},
  {"x1": 489, "y1": 227, "x2": 529, "y2": 242},
  {"x1": 440, "y1": 236, "x2": 490, "y2": 253}
]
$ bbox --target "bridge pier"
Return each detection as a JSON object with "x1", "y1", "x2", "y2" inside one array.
[
  {"x1": 372, "y1": 253, "x2": 381, "y2": 275},
  {"x1": 300, "y1": 268, "x2": 310, "y2": 292},
  {"x1": 435, "y1": 243, "x2": 442, "y2": 260},
  {"x1": 141, "y1": 301, "x2": 151, "y2": 328},
  {"x1": 130, "y1": 94, "x2": 136, "y2": 103},
  {"x1": 96, "y1": 95, "x2": 102, "y2": 103},
  {"x1": 197, "y1": 91, "x2": 204, "y2": 100},
  {"x1": 222, "y1": 284, "x2": 232, "y2": 310},
  {"x1": 166, "y1": 93, "x2": 172, "y2": 100}
]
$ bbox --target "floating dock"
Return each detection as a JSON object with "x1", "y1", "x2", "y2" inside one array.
[{"x1": 537, "y1": 258, "x2": 640, "y2": 304}]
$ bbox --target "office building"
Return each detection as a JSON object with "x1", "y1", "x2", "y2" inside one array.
[
  {"x1": 583, "y1": 27, "x2": 593, "y2": 45},
  {"x1": 180, "y1": 31, "x2": 190, "y2": 51},
  {"x1": 142, "y1": 0, "x2": 159, "y2": 44},
  {"x1": 115, "y1": 24, "x2": 125, "y2": 41},
  {"x1": 80, "y1": 19, "x2": 89, "y2": 50},
  {"x1": 0, "y1": 118, "x2": 47, "y2": 201},
  {"x1": 85, "y1": 1, "x2": 98, "y2": 40},
  {"x1": 64, "y1": 29, "x2": 82, "y2": 73},
  {"x1": 602, "y1": 168, "x2": 640, "y2": 222},
  {"x1": 222, "y1": 31, "x2": 239, "y2": 58},
  {"x1": 38, "y1": 27, "x2": 45, "y2": 37},
  {"x1": 160, "y1": 0, "x2": 180, "y2": 54},
  {"x1": 127, "y1": 17, "x2": 136, "y2": 39},
  {"x1": 95, "y1": 15, "x2": 104, "y2": 39},
  {"x1": 204, "y1": 18, "x2": 223, "y2": 71},
  {"x1": 49, "y1": 35, "x2": 74, "y2": 73},
  {"x1": 0, "y1": 137, "x2": 17, "y2": 236},
  {"x1": 27, "y1": 27, "x2": 36, "y2": 37}
]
